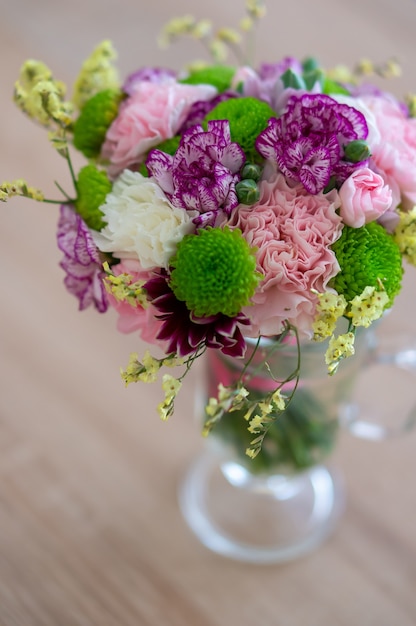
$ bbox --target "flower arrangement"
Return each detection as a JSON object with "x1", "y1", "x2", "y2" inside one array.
[{"x1": 2, "y1": 0, "x2": 416, "y2": 461}]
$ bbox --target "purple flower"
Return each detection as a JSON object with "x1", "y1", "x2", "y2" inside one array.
[
  {"x1": 256, "y1": 93, "x2": 369, "y2": 194},
  {"x1": 146, "y1": 120, "x2": 245, "y2": 227},
  {"x1": 231, "y1": 59, "x2": 307, "y2": 112},
  {"x1": 144, "y1": 273, "x2": 249, "y2": 358},
  {"x1": 57, "y1": 205, "x2": 108, "y2": 313},
  {"x1": 257, "y1": 58, "x2": 303, "y2": 81},
  {"x1": 178, "y1": 91, "x2": 237, "y2": 132},
  {"x1": 122, "y1": 67, "x2": 176, "y2": 96}
]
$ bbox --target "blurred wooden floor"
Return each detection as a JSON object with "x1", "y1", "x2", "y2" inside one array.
[{"x1": 1, "y1": 0, "x2": 416, "y2": 624}]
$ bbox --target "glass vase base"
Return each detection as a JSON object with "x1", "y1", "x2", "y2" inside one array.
[{"x1": 179, "y1": 452, "x2": 345, "y2": 564}]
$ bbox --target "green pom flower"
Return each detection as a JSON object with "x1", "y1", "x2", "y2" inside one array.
[
  {"x1": 204, "y1": 97, "x2": 275, "y2": 159},
  {"x1": 73, "y1": 88, "x2": 123, "y2": 158},
  {"x1": 180, "y1": 65, "x2": 235, "y2": 92},
  {"x1": 169, "y1": 226, "x2": 261, "y2": 318},
  {"x1": 75, "y1": 164, "x2": 112, "y2": 230},
  {"x1": 330, "y1": 221, "x2": 403, "y2": 306}
]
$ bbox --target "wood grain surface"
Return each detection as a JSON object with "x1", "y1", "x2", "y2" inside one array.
[{"x1": 1, "y1": 0, "x2": 416, "y2": 624}]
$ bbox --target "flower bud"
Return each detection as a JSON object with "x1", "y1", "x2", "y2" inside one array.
[
  {"x1": 236, "y1": 179, "x2": 260, "y2": 205},
  {"x1": 280, "y1": 68, "x2": 305, "y2": 90},
  {"x1": 344, "y1": 140, "x2": 371, "y2": 163},
  {"x1": 240, "y1": 162, "x2": 262, "y2": 182},
  {"x1": 302, "y1": 57, "x2": 320, "y2": 73},
  {"x1": 303, "y1": 68, "x2": 324, "y2": 90}
]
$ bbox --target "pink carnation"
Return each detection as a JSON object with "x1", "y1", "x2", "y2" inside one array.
[
  {"x1": 108, "y1": 259, "x2": 164, "y2": 346},
  {"x1": 226, "y1": 170, "x2": 343, "y2": 338},
  {"x1": 339, "y1": 167, "x2": 392, "y2": 228},
  {"x1": 363, "y1": 95, "x2": 416, "y2": 210},
  {"x1": 101, "y1": 80, "x2": 217, "y2": 178}
]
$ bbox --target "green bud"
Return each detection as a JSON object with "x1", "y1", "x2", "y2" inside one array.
[
  {"x1": 344, "y1": 140, "x2": 371, "y2": 163},
  {"x1": 236, "y1": 179, "x2": 260, "y2": 205},
  {"x1": 240, "y1": 163, "x2": 262, "y2": 182},
  {"x1": 280, "y1": 68, "x2": 305, "y2": 90},
  {"x1": 302, "y1": 57, "x2": 320, "y2": 73},
  {"x1": 303, "y1": 68, "x2": 324, "y2": 90}
]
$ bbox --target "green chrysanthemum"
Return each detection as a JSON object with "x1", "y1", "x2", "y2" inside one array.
[
  {"x1": 73, "y1": 88, "x2": 123, "y2": 158},
  {"x1": 204, "y1": 97, "x2": 275, "y2": 159},
  {"x1": 75, "y1": 164, "x2": 112, "y2": 230},
  {"x1": 180, "y1": 65, "x2": 235, "y2": 92},
  {"x1": 330, "y1": 221, "x2": 403, "y2": 306},
  {"x1": 169, "y1": 226, "x2": 261, "y2": 318}
]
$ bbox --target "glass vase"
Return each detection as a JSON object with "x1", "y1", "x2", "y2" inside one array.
[{"x1": 179, "y1": 326, "x2": 416, "y2": 564}]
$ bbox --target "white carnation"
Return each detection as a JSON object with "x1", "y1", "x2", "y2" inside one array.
[{"x1": 93, "y1": 170, "x2": 195, "y2": 269}]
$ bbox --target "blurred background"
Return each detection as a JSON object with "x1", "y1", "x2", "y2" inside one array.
[{"x1": 1, "y1": 0, "x2": 416, "y2": 624}]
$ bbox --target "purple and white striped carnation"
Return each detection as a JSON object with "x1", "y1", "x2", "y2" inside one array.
[
  {"x1": 256, "y1": 93, "x2": 369, "y2": 194},
  {"x1": 146, "y1": 120, "x2": 245, "y2": 227},
  {"x1": 57, "y1": 204, "x2": 108, "y2": 313}
]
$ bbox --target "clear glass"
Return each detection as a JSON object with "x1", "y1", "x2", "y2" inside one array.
[
  {"x1": 179, "y1": 329, "x2": 367, "y2": 563},
  {"x1": 179, "y1": 452, "x2": 345, "y2": 563},
  {"x1": 179, "y1": 326, "x2": 416, "y2": 563}
]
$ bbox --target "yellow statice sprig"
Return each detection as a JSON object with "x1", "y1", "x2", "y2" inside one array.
[
  {"x1": 121, "y1": 350, "x2": 162, "y2": 384},
  {"x1": 0, "y1": 179, "x2": 44, "y2": 203},
  {"x1": 245, "y1": 0, "x2": 267, "y2": 19},
  {"x1": 158, "y1": 374, "x2": 183, "y2": 421},
  {"x1": 394, "y1": 207, "x2": 416, "y2": 264},
  {"x1": 202, "y1": 323, "x2": 301, "y2": 460},
  {"x1": 312, "y1": 290, "x2": 347, "y2": 341},
  {"x1": 14, "y1": 60, "x2": 74, "y2": 129},
  {"x1": 244, "y1": 324, "x2": 301, "y2": 459},
  {"x1": 48, "y1": 127, "x2": 70, "y2": 156},
  {"x1": 159, "y1": 0, "x2": 266, "y2": 66},
  {"x1": 240, "y1": 0, "x2": 267, "y2": 31},
  {"x1": 121, "y1": 343, "x2": 202, "y2": 422},
  {"x1": 102, "y1": 262, "x2": 148, "y2": 308},
  {"x1": 203, "y1": 383, "x2": 250, "y2": 436},
  {"x1": 348, "y1": 284, "x2": 389, "y2": 328},
  {"x1": 72, "y1": 40, "x2": 120, "y2": 111},
  {"x1": 121, "y1": 351, "x2": 185, "y2": 386},
  {"x1": 354, "y1": 57, "x2": 402, "y2": 80},
  {"x1": 325, "y1": 331, "x2": 356, "y2": 376},
  {"x1": 314, "y1": 284, "x2": 388, "y2": 375},
  {"x1": 245, "y1": 387, "x2": 288, "y2": 459},
  {"x1": 158, "y1": 15, "x2": 212, "y2": 48},
  {"x1": 326, "y1": 64, "x2": 357, "y2": 85},
  {"x1": 211, "y1": 28, "x2": 243, "y2": 64}
]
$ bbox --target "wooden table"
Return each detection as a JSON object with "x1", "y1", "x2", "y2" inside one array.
[{"x1": 1, "y1": 0, "x2": 416, "y2": 624}]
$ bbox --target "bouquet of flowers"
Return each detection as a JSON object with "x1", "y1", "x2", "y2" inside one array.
[{"x1": 2, "y1": 0, "x2": 416, "y2": 460}]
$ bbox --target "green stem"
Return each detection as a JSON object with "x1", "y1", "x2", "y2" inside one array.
[
  {"x1": 41, "y1": 198, "x2": 76, "y2": 205},
  {"x1": 63, "y1": 146, "x2": 77, "y2": 192},
  {"x1": 54, "y1": 180, "x2": 73, "y2": 201}
]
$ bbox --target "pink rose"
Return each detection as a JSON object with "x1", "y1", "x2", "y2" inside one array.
[
  {"x1": 226, "y1": 170, "x2": 343, "y2": 338},
  {"x1": 339, "y1": 167, "x2": 392, "y2": 228},
  {"x1": 362, "y1": 96, "x2": 416, "y2": 210},
  {"x1": 102, "y1": 80, "x2": 217, "y2": 178},
  {"x1": 108, "y1": 259, "x2": 163, "y2": 346}
]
